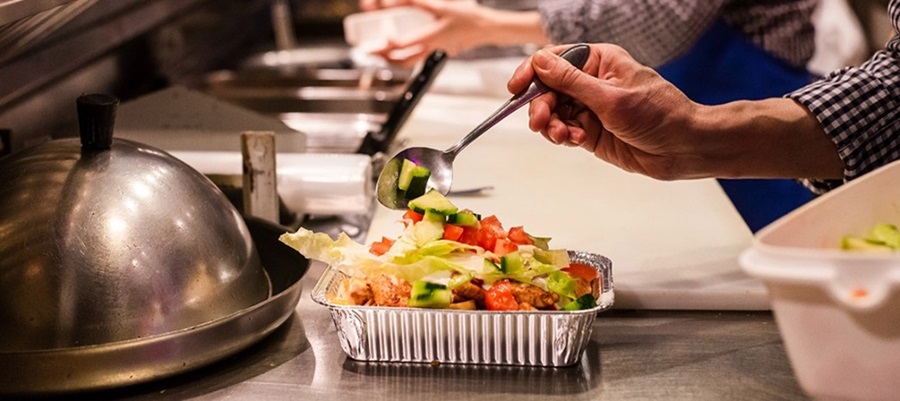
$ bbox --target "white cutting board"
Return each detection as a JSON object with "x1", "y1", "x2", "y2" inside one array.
[{"x1": 367, "y1": 92, "x2": 769, "y2": 310}]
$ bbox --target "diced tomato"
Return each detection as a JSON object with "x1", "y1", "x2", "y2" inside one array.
[
  {"x1": 368, "y1": 236, "x2": 395, "y2": 256},
  {"x1": 507, "y1": 226, "x2": 534, "y2": 245},
  {"x1": 369, "y1": 242, "x2": 390, "y2": 256},
  {"x1": 443, "y1": 224, "x2": 465, "y2": 241},
  {"x1": 480, "y1": 215, "x2": 503, "y2": 228},
  {"x1": 493, "y1": 238, "x2": 518, "y2": 256},
  {"x1": 477, "y1": 231, "x2": 501, "y2": 251},
  {"x1": 457, "y1": 225, "x2": 480, "y2": 246},
  {"x1": 562, "y1": 262, "x2": 599, "y2": 282},
  {"x1": 402, "y1": 209, "x2": 424, "y2": 227},
  {"x1": 484, "y1": 280, "x2": 518, "y2": 311},
  {"x1": 476, "y1": 215, "x2": 506, "y2": 251}
]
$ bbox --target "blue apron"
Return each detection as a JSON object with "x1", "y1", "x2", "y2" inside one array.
[{"x1": 656, "y1": 19, "x2": 815, "y2": 232}]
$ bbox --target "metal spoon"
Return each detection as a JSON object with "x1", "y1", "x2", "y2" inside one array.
[
  {"x1": 448, "y1": 185, "x2": 494, "y2": 197},
  {"x1": 375, "y1": 44, "x2": 591, "y2": 209}
]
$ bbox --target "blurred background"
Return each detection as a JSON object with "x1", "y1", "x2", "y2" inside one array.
[{"x1": 0, "y1": 0, "x2": 894, "y2": 157}]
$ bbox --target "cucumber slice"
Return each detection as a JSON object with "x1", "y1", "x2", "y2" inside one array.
[
  {"x1": 423, "y1": 209, "x2": 447, "y2": 223},
  {"x1": 841, "y1": 236, "x2": 893, "y2": 253},
  {"x1": 447, "y1": 211, "x2": 479, "y2": 227},
  {"x1": 398, "y1": 159, "x2": 417, "y2": 191},
  {"x1": 870, "y1": 223, "x2": 900, "y2": 249},
  {"x1": 562, "y1": 294, "x2": 597, "y2": 311},
  {"x1": 397, "y1": 159, "x2": 430, "y2": 191},
  {"x1": 408, "y1": 281, "x2": 452, "y2": 308},
  {"x1": 408, "y1": 189, "x2": 458, "y2": 215},
  {"x1": 499, "y1": 251, "x2": 524, "y2": 274},
  {"x1": 404, "y1": 174, "x2": 429, "y2": 200}
]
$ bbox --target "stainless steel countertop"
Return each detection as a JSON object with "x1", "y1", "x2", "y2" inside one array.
[{"x1": 43, "y1": 260, "x2": 809, "y2": 401}]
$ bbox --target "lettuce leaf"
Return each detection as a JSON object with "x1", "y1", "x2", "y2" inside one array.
[
  {"x1": 280, "y1": 225, "x2": 571, "y2": 288},
  {"x1": 546, "y1": 270, "x2": 578, "y2": 304},
  {"x1": 279, "y1": 228, "x2": 382, "y2": 278}
]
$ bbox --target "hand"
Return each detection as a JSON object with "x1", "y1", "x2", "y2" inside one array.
[
  {"x1": 508, "y1": 44, "x2": 705, "y2": 180},
  {"x1": 370, "y1": 0, "x2": 499, "y2": 67},
  {"x1": 507, "y1": 44, "x2": 843, "y2": 181},
  {"x1": 360, "y1": 0, "x2": 412, "y2": 11}
]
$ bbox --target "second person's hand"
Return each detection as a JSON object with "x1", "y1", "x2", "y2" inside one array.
[
  {"x1": 360, "y1": 0, "x2": 411, "y2": 11},
  {"x1": 363, "y1": 0, "x2": 548, "y2": 68},
  {"x1": 371, "y1": 0, "x2": 508, "y2": 67}
]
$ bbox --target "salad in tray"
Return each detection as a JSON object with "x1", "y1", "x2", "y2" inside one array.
[{"x1": 280, "y1": 190, "x2": 601, "y2": 311}]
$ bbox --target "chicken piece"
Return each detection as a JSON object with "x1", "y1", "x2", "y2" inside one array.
[
  {"x1": 574, "y1": 277, "x2": 600, "y2": 299},
  {"x1": 452, "y1": 281, "x2": 486, "y2": 307},
  {"x1": 448, "y1": 300, "x2": 477, "y2": 310},
  {"x1": 335, "y1": 277, "x2": 373, "y2": 306},
  {"x1": 517, "y1": 302, "x2": 537, "y2": 311},
  {"x1": 510, "y1": 282, "x2": 559, "y2": 310},
  {"x1": 369, "y1": 274, "x2": 412, "y2": 307}
]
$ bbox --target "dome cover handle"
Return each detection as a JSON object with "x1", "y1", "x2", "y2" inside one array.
[{"x1": 77, "y1": 93, "x2": 119, "y2": 150}]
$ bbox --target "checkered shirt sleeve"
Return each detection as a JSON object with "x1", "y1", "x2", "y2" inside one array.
[
  {"x1": 536, "y1": 0, "x2": 816, "y2": 69},
  {"x1": 788, "y1": 0, "x2": 900, "y2": 194},
  {"x1": 538, "y1": 0, "x2": 724, "y2": 67}
]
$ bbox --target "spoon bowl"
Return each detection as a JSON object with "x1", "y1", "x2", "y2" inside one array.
[
  {"x1": 376, "y1": 146, "x2": 454, "y2": 209},
  {"x1": 375, "y1": 44, "x2": 591, "y2": 210}
]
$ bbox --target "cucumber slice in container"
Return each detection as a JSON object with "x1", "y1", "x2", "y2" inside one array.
[
  {"x1": 869, "y1": 223, "x2": 900, "y2": 249},
  {"x1": 841, "y1": 236, "x2": 894, "y2": 253}
]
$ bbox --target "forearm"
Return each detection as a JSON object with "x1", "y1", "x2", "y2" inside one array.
[
  {"x1": 480, "y1": 9, "x2": 550, "y2": 47},
  {"x1": 691, "y1": 98, "x2": 843, "y2": 180}
]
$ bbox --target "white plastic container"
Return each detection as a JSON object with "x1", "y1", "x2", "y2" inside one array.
[
  {"x1": 740, "y1": 159, "x2": 900, "y2": 401},
  {"x1": 343, "y1": 7, "x2": 435, "y2": 52}
]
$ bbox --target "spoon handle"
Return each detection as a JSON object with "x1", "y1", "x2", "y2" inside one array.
[{"x1": 444, "y1": 43, "x2": 591, "y2": 157}]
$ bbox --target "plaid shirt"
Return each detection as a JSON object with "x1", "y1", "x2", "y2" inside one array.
[
  {"x1": 538, "y1": 0, "x2": 818, "y2": 68},
  {"x1": 789, "y1": 0, "x2": 900, "y2": 193}
]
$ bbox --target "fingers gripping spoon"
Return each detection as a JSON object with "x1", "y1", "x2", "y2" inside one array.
[{"x1": 375, "y1": 44, "x2": 591, "y2": 209}]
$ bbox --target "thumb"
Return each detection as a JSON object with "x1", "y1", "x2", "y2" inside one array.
[{"x1": 531, "y1": 50, "x2": 606, "y2": 110}]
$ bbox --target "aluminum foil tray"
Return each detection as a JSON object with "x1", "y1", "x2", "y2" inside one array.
[{"x1": 311, "y1": 250, "x2": 614, "y2": 367}]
